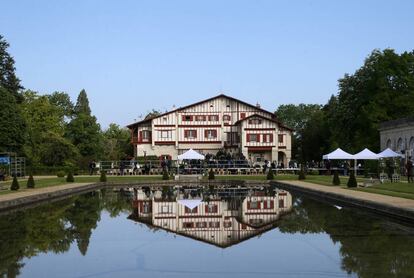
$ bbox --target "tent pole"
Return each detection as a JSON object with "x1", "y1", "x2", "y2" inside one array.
[{"x1": 354, "y1": 159, "x2": 357, "y2": 176}]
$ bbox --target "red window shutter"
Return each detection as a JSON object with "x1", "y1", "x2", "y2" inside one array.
[
  {"x1": 205, "y1": 205, "x2": 209, "y2": 213},
  {"x1": 247, "y1": 134, "x2": 250, "y2": 142},
  {"x1": 264, "y1": 201, "x2": 267, "y2": 209},
  {"x1": 257, "y1": 134, "x2": 260, "y2": 142},
  {"x1": 193, "y1": 207, "x2": 198, "y2": 213},
  {"x1": 185, "y1": 207, "x2": 190, "y2": 213},
  {"x1": 241, "y1": 113, "x2": 246, "y2": 119},
  {"x1": 182, "y1": 115, "x2": 186, "y2": 121},
  {"x1": 270, "y1": 200, "x2": 274, "y2": 209},
  {"x1": 214, "y1": 205, "x2": 218, "y2": 213},
  {"x1": 248, "y1": 120, "x2": 252, "y2": 124},
  {"x1": 184, "y1": 130, "x2": 188, "y2": 138},
  {"x1": 213, "y1": 130, "x2": 217, "y2": 138},
  {"x1": 270, "y1": 134, "x2": 274, "y2": 142},
  {"x1": 190, "y1": 115, "x2": 194, "y2": 121},
  {"x1": 139, "y1": 131, "x2": 143, "y2": 141},
  {"x1": 241, "y1": 224, "x2": 247, "y2": 230},
  {"x1": 257, "y1": 201, "x2": 261, "y2": 209},
  {"x1": 194, "y1": 130, "x2": 197, "y2": 138},
  {"x1": 247, "y1": 201, "x2": 251, "y2": 209},
  {"x1": 205, "y1": 130, "x2": 208, "y2": 138}
]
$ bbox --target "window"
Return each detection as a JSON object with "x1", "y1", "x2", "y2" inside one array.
[
  {"x1": 205, "y1": 130, "x2": 217, "y2": 139},
  {"x1": 240, "y1": 113, "x2": 246, "y2": 119},
  {"x1": 279, "y1": 199, "x2": 285, "y2": 208},
  {"x1": 248, "y1": 201, "x2": 260, "y2": 209},
  {"x1": 163, "y1": 117, "x2": 168, "y2": 122},
  {"x1": 196, "y1": 222, "x2": 208, "y2": 228},
  {"x1": 397, "y1": 138, "x2": 403, "y2": 151},
  {"x1": 142, "y1": 130, "x2": 150, "y2": 140},
  {"x1": 263, "y1": 200, "x2": 274, "y2": 209},
  {"x1": 247, "y1": 134, "x2": 259, "y2": 142},
  {"x1": 184, "y1": 130, "x2": 197, "y2": 139},
  {"x1": 386, "y1": 139, "x2": 392, "y2": 148},
  {"x1": 161, "y1": 205, "x2": 170, "y2": 214},
  {"x1": 185, "y1": 207, "x2": 198, "y2": 213},
  {"x1": 195, "y1": 115, "x2": 206, "y2": 121},
  {"x1": 143, "y1": 203, "x2": 151, "y2": 213},
  {"x1": 224, "y1": 222, "x2": 232, "y2": 228},
  {"x1": 205, "y1": 204, "x2": 218, "y2": 213},
  {"x1": 159, "y1": 130, "x2": 171, "y2": 139},
  {"x1": 183, "y1": 222, "x2": 194, "y2": 228},
  {"x1": 223, "y1": 115, "x2": 231, "y2": 121},
  {"x1": 208, "y1": 115, "x2": 219, "y2": 121},
  {"x1": 263, "y1": 134, "x2": 273, "y2": 143},
  {"x1": 209, "y1": 222, "x2": 220, "y2": 228},
  {"x1": 278, "y1": 134, "x2": 284, "y2": 143},
  {"x1": 182, "y1": 115, "x2": 193, "y2": 121},
  {"x1": 248, "y1": 119, "x2": 262, "y2": 125}
]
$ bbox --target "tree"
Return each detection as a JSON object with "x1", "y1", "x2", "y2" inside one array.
[
  {"x1": 103, "y1": 123, "x2": 133, "y2": 160},
  {"x1": 66, "y1": 90, "x2": 103, "y2": 168},
  {"x1": 0, "y1": 87, "x2": 26, "y2": 153},
  {"x1": 38, "y1": 132, "x2": 79, "y2": 166},
  {"x1": 0, "y1": 35, "x2": 23, "y2": 103},
  {"x1": 26, "y1": 174, "x2": 35, "y2": 188},
  {"x1": 332, "y1": 170, "x2": 340, "y2": 185},
  {"x1": 47, "y1": 91, "x2": 74, "y2": 119},
  {"x1": 144, "y1": 109, "x2": 161, "y2": 120},
  {"x1": 10, "y1": 176, "x2": 19, "y2": 190}
]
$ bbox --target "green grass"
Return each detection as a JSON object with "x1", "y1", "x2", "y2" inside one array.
[
  {"x1": 0, "y1": 175, "x2": 163, "y2": 195},
  {"x1": 354, "y1": 182, "x2": 414, "y2": 200}
]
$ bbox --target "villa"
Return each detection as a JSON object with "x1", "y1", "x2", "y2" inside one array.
[{"x1": 127, "y1": 94, "x2": 293, "y2": 165}]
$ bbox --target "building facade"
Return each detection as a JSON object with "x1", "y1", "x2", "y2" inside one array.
[
  {"x1": 129, "y1": 189, "x2": 292, "y2": 248},
  {"x1": 127, "y1": 94, "x2": 293, "y2": 165},
  {"x1": 379, "y1": 117, "x2": 414, "y2": 157}
]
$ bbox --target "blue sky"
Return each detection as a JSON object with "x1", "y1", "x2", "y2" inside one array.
[{"x1": 1, "y1": 0, "x2": 414, "y2": 128}]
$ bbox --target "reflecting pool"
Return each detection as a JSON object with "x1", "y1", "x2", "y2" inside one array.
[{"x1": 1, "y1": 185, "x2": 414, "y2": 278}]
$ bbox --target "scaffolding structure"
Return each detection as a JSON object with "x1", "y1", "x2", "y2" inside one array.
[{"x1": 0, "y1": 152, "x2": 26, "y2": 178}]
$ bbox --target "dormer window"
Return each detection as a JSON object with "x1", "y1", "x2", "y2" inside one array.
[
  {"x1": 248, "y1": 118, "x2": 262, "y2": 125},
  {"x1": 223, "y1": 115, "x2": 231, "y2": 121},
  {"x1": 182, "y1": 115, "x2": 193, "y2": 122},
  {"x1": 208, "y1": 115, "x2": 219, "y2": 121}
]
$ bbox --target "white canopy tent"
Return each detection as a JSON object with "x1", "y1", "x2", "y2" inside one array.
[
  {"x1": 177, "y1": 199, "x2": 203, "y2": 210},
  {"x1": 322, "y1": 148, "x2": 354, "y2": 160},
  {"x1": 377, "y1": 148, "x2": 404, "y2": 158},
  {"x1": 177, "y1": 149, "x2": 205, "y2": 160},
  {"x1": 353, "y1": 148, "x2": 379, "y2": 160}
]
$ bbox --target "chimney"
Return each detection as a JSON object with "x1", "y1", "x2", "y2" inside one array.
[{"x1": 256, "y1": 102, "x2": 261, "y2": 108}]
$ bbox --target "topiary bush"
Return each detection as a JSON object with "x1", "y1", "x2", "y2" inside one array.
[
  {"x1": 347, "y1": 171, "x2": 357, "y2": 187},
  {"x1": 162, "y1": 170, "x2": 169, "y2": 180},
  {"x1": 267, "y1": 169, "x2": 274, "y2": 180},
  {"x1": 66, "y1": 172, "x2": 75, "y2": 182},
  {"x1": 27, "y1": 174, "x2": 35, "y2": 188},
  {"x1": 56, "y1": 171, "x2": 65, "y2": 178},
  {"x1": 298, "y1": 167, "x2": 306, "y2": 180},
  {"x1": 208, "y1": 169, "x2": 215, "y2": 180},
  {"x1": 332, "y1": 170, "x2": 340, "y2": 186},
  {"x1": 10, "y1": 176, "x2": 19, "y2": 190},
  {"x1": 100, "y1": 171, "x2": 107, "y2": 182}
]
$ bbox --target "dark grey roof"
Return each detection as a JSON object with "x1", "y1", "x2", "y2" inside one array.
[{"x1": 379, "y1": 116, "x2": 414, "y2": 130}]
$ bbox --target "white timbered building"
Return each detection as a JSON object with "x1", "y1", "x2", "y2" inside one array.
[{"x1": 127, "y1": 94, "x2": 293, "y2": 165}]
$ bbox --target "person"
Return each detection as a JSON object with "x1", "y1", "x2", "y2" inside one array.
[
  {"x1": 406, "y1": 157, "x2": 413, "y2": 183},
  {"x1": 89, "y1": 161, "x2": 95, "y2": 175},
  {"x1": 280, "y1": 162, "x2": 285, "y2": 169}
]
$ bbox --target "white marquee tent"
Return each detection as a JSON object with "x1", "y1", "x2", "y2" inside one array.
[
  {"x1": 177, "y1": 149, "x2": 205, "y2": 160},
  {"x1": 353, "y1": 148, "x2": 379, "y2": 160},
  {"x1": 322, "y1": 148, "x2": 354, "y2": 160},
  {"x1": 377, "y1": 148, "x2": 404, "y2": 158},
  {"x1": 177, "y1": 199, "x2": 203, "y2": 209}
]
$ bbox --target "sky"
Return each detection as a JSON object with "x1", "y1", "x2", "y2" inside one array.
[{"x1": 1, "y1": 0, "x2": 414, "y2": 128}]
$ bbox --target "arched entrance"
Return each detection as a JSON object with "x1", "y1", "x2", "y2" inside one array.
[{"x1": 278, "y1": 151, "x2": 287, "y2": 168}]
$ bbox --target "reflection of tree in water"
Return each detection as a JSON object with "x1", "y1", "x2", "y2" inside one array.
[
  {"x1": 279, "y1": 197, "x2": 414, "y2": 278},
  {"x1": 0, "y1": 190, "x2": 132, "y2": 277}
]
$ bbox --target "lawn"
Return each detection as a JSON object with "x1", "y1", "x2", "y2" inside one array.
[{"x1": 355, "y1": 182, "x2": 414, "y2": 200}]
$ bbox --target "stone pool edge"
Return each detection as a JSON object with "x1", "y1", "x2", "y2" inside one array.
[{"x1": 272, "y1": 180, "x2": 414, "y2": 223}]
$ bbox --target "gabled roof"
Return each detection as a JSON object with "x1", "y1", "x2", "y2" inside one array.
[
  {"x1": 127, "y1": 94, "x2": 279, "y2": 128},
  {"x1": 234, "y1": 113, "x2": 293, "y2": 131}
]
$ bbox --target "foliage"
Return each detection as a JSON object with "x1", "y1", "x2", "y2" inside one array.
[
  {"x1": 144, "y1": 109, "x2": 161, "y2": 120},
  {"x1": 298, "y1": 167, "x2": 306, "y2": 180},
  {"x1": 266, "y1": 169, "x2": 274, "y2": 180},
  {"x1": 26, "y1": 174, "x2": 35, "y2": 188},
  {"x1": 56, "y1": 171, "x2": 65, "y2": 178},
  {"x1": 100, "y1": 171, "x2": 107, "y2": 182},
  {"x1": 347, "y1": 171, "x2": 357, "y2": 187},
  {"x1": 208, "y1": 169, "x2": 215, "y2": 180},
  {"x1": 162, "y1": 169, "x2": 170, "y2": 180},
  {"x1": 10, "y1": 176, "x2": 19, "y2": 190},
  {"x1": 66, "y1": 172, "x2": 75, "y2": 182},
  {"x1": 47, "y1": 91, "x2": 74, "y2": 119},
  {"x1": 103, "y1": 123, "x2": 133, "y2": 160},
  {"x1": 332, "y1": 170, "x2": 340, "y2": 185},
  {"x1": 66, "y1": 90, "x2": 103, "y2": 168},
  {"x1": 0, "y1": 35, "x2": 23, "y2": 103},
  {"x1": 0, "y1": 87, "x2": 26, "y2": 153}
]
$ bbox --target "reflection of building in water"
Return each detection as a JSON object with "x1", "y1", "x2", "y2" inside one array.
[{"x1": 129, "y1": 188, "x2": 292, "y2": 248}]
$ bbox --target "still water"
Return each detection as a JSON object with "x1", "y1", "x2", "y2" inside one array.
[{"x1": 1, "y1": 185, "x2": 414, "y2": 278}]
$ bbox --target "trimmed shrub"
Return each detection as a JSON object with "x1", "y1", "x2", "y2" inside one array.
[
  {"x1": 27, "y1": 175, "x2": 35, "y2": 188},
  {"x1": 10, "y1": 176, "x2": 19, "y2": 190},
  {"x1": 266, "y1": 169, "x2": 274, "y2": 180},
  {"x1": 162, "y1": 170, "x2": 169, "y2": 180},
  {"x1": 298, "y1": 168, "x2": 306, "y2": 180},
  {"x1": 332, "y1": 170, "x2": 340, "y2": 186},
  {"x1": 347, "y1": 171, "x2": 357, "y2": 187},
  {"x1": 66, "y1": 172, "x2": 75, "y2": 182},
  {"x1": 208, "y1": 169, "x2": 215, "y2": 180},
  {"x1": 100, "y1": 171, "x2": 107, "y2": 182},
  {"x1": 56, "y1": 171, "x2": 65, "y2": 178}
]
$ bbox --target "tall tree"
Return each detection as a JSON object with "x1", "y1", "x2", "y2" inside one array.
[
  {"x1": 0, "y1": 87, "x2": 26, "y2": 153},
  {"x1": 66, "y1": 90, "x2": 103, "y2": 167},
  {"x1": 103, "y1": 123, "x2": 133, "y2": 160},
  {"x1": 0, "y1": 35, "x2": 23, "y2": 103},
  {"x1": 47, "y1": 91, "x2": 74, "y2": 119}
]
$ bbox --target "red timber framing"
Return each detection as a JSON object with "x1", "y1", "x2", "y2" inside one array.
[
  {"x1": 154, "y1": 141, "x2": 175, "y2": 145},
  {"x1": 247, "y1": 146, "x2": 273, "y2": 151}
]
